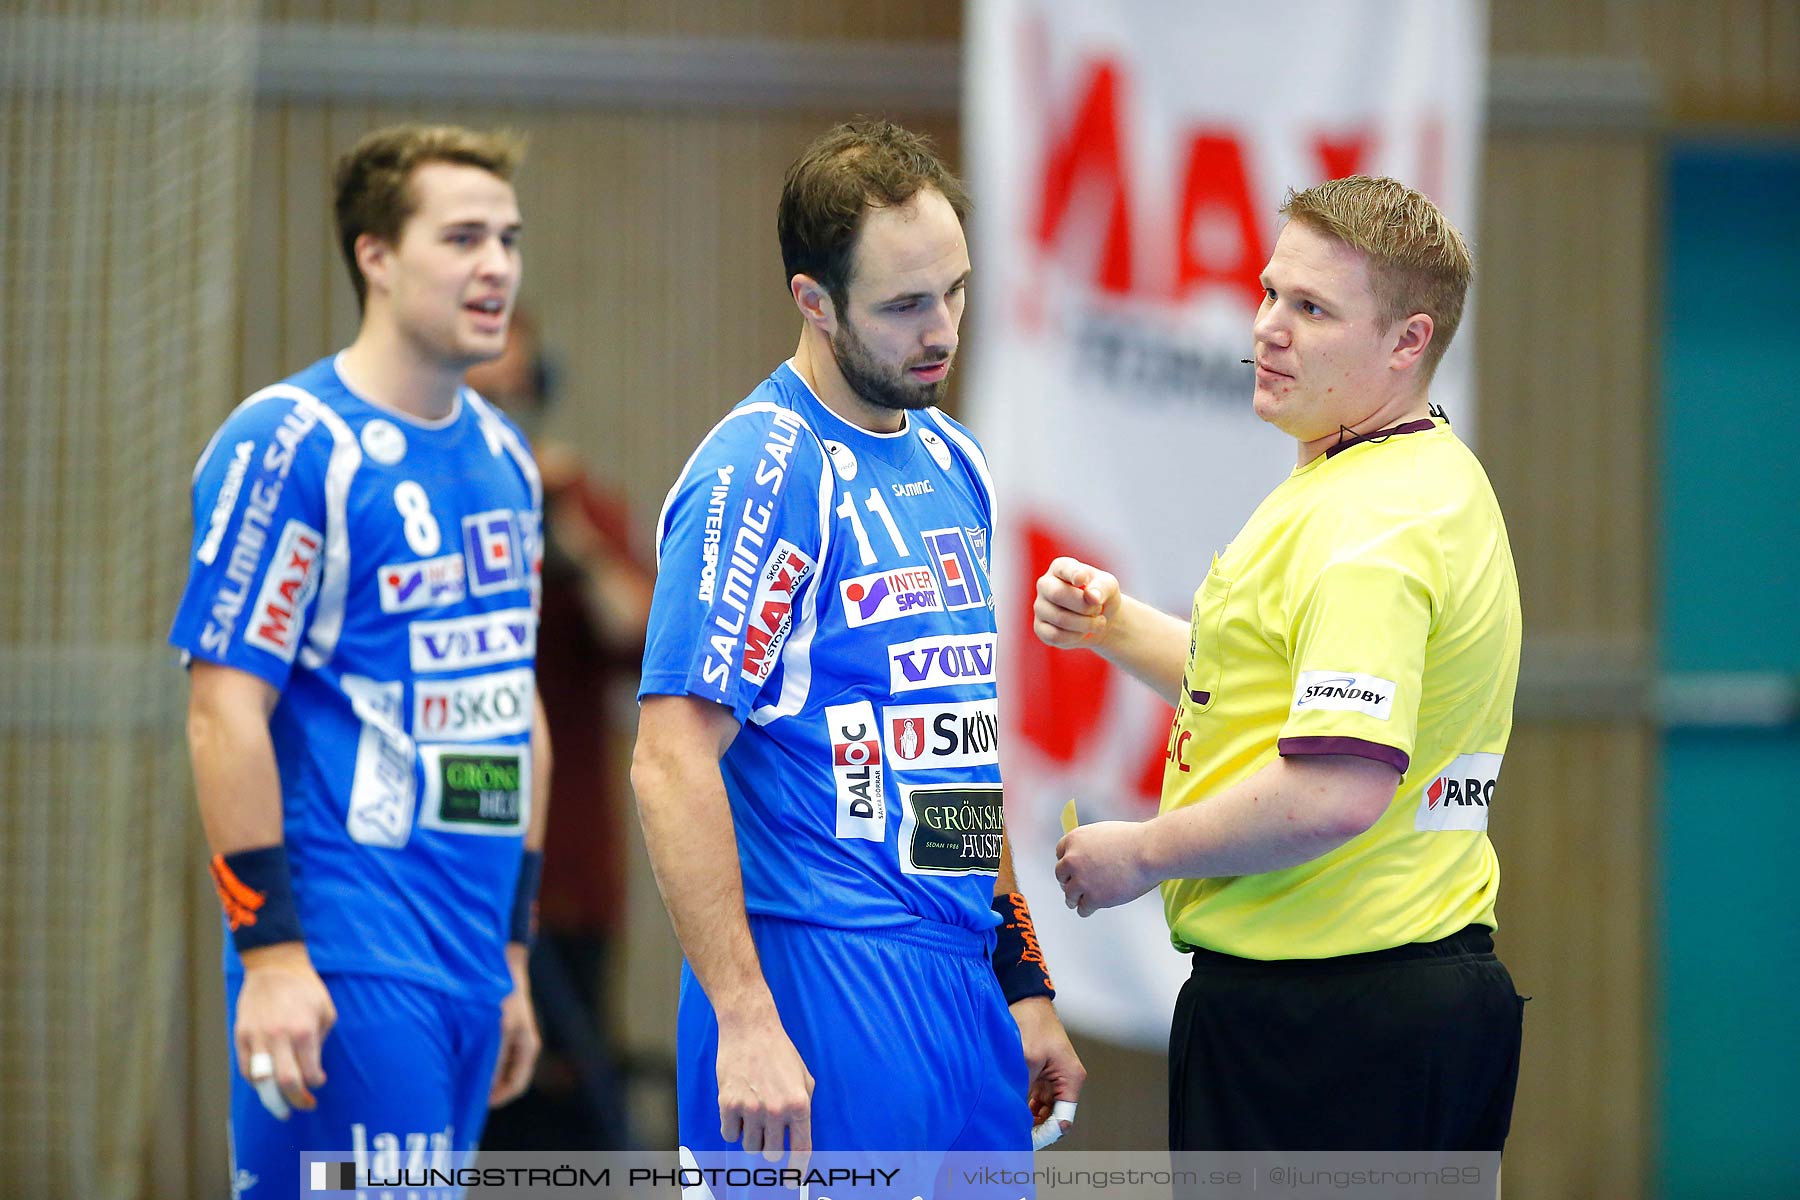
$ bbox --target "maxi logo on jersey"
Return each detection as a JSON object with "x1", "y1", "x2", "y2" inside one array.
[
  {"x1": 840, "y1": 566, "x2": 943, "y2": 627},
  {"x1": 413, "y1": 667, "x2": 534, "y2": 741},
  {"x1": 409, "y1": 607, "x2": 536, "y2": 673},
  {"x1": 379, "y1": 552, "x2": 467, "y2": 613},
  {"x1": 741, "y1": 540, "x2": 814, "y2": 684},
  {"x1": 244, "y1": 519, "x2": 323, "y2": 662},
  {"x1": 698, "y1": 409, "x2": 807, "y2": 700},
  {"x1": 883, "y1": 697, "x2": 1001, "y2": 770},
  {"x1": 921, "y1": 528, "x2": 986, "y2": 611},
  {"x1": 462, "y1": 510, "x2": 526, "y2": 596},
  {"x1": 826, "y1": 700, "x2": 885, "y2": 842},
  {"x1": 888, "y1": 633, "x2": 998, "y2": 693},
  {"x1": 199, "y1": 402, "x2": 320, "y2": 656}
]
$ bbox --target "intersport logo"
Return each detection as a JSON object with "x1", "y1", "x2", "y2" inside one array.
[{"x1": 840, "y1": 566, "x2": 943, "y2": 627}]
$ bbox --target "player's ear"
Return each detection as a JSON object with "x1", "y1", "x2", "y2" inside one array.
[
  {"x1": 791, "y1": 274, "x2": 837, "y2": 335},
  {"x1": 356, "y1": 233, "x2": 395, "y2": 299}
]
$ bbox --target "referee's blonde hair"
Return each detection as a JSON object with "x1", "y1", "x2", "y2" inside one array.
[{"x1": 1281, "y1": 176, "x2": 1473, "y2": 380}]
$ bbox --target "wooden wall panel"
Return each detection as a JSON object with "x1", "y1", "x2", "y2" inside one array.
[
  {"x1": 1491, "y1": 0, "x2": 1800, "y2": 123},
  {"x1": 261, "y1": 0, "x2": 965, "y2": 40},
  {"x1": 1471, "y1": 129, "x2": 1659, "y2": 1198},
  {"x1": 1487, "y1": 723, "x2": 1655, "y2": 1199},
  {"x1": 1476, "y1": 135, "x2": 1657, "y2": 641}
]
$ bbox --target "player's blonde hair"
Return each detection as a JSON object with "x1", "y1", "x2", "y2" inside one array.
[
  {"x1": 1281, "y1": 176, "x2": 1472, "y2": 379},
  {"x1": 332, "y1": 124, "x2": 527, "y2": 310}
]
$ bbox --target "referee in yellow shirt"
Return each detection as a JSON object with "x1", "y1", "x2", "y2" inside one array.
[{"x1": 1036, "y1": 176, "x2": 1525, "y2": 1152}]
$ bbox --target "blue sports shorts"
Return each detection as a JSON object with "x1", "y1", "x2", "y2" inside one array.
[
  {"x1": 678, "y1": 915, "x2": 1033, "y2": 1197},
  {"x1": 225, "y1": 972, "x2": 503, "y2": 1199}
]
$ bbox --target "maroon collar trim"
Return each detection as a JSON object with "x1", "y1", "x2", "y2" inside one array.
[{"x1": 1324, "y1": 417, "x2": 1438, "y2": 460}]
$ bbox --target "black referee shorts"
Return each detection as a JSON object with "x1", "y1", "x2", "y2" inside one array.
[{"x1": 1169, "y1": 924, "x2": 1525, "y2": 1152}]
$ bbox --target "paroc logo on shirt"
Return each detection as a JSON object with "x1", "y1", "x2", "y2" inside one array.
[{"x1": 1415, "y1": 751, "x2": 1503, "y2": 832}]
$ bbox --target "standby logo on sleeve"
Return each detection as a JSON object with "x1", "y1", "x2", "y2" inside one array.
[
  {"x1": 1292, "y1": 670, "x2": 1396, "y2": 721},
  {"x1": 840, "y1": 566, "x2": 943, "y2": 627},
  {"x1": 244, "y1": 519, "x2": 324, "y2": 662},
  {"x1": 826, "y1": 700, "x2": 885, "y2": 842},
  {"x1": 888, "y1": 632, "x2": 998, "y2": 693},
  {"x1": 883, "y1": 697, "x2": 1000, "y2": 770},
  {"x1": 377, "y1": 552, "x2": 467, "y2": 613},
  {"x1": 740, "y1": 540, "x2": 814, "y2": 684},
  {"x1": 1415, "y1": 752, "x2": 1503, "y2": 832},
  {"x1": 412, "y1": 667, "x2": 534, "y2": 742}
]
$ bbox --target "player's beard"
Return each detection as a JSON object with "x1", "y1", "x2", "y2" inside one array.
[{"x1": 830, "y1": 314, "x2": 950, "y2": 412}]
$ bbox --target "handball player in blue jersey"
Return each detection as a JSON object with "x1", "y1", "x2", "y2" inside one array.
[
  {"x1": 172, "y1": 125, "x2": 548, "y2": 1197},
  {"x1": 633, "y1": 120, "x2": 1086, "y2": 1183}
]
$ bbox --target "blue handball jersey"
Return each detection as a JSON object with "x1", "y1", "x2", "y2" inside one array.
[
  {"x1": 641, "y1": 362, "x2": 1005, "y2": 936},
  {"x1": 170, "y1": 354, "x2": 541, "y2": 1002}
]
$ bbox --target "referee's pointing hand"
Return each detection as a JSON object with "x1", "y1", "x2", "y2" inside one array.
[{"x1": 1033, "y1": 557, "x2": 1121, "y2": 650}]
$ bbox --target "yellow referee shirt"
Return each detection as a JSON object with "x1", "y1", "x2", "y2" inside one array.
[{"x1": 1161, "y1": 416, "x2": 1520, "y2": 959}]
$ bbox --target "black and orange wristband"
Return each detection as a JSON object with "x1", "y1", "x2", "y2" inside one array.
[
  {"x1": 510, "y1": 849, "x2": 543, "y2": 945},
  {"x1": 991, "y1": 892, "x2": 1056, "y2": 1005},
  {"x1": 209, "y1": 846, "x2": 304, "y2": 953}
]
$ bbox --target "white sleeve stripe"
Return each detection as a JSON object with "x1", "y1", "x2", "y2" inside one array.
[
  {"x1": 750, "y1": 438, "x2": 835, "y2": 726},
  {"x1": 653, "y1": 402, "x2": 797, "y2": 568},
  {"x1": 189, "y1": 384, "x2": 312, "y2": 483},
  {"x1": 924, "y1": 408, "x2": 996, "y2": 510},
  {"x1": 465, "y1": 391, "x2": 543, "y2": 511},
  {"x1": 243, "y1": 385, "x2": 361, "y2": 672}
]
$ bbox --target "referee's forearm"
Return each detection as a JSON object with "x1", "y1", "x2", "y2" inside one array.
[
  {"x1": 1143, "y1": 756, "x2": 1395, "y2": 880},
  {"x1": 1095, "y1": 594, "x2": 1190, "y2": 704}
]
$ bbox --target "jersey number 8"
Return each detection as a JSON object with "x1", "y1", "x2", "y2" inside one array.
[{"x1": 393, "y1": 481, "x2": 441, "y2": 556}]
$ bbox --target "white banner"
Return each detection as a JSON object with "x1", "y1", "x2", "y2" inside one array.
[{"x1": 964, "y1": 0, "x2": 1487, "y2": 1045}]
